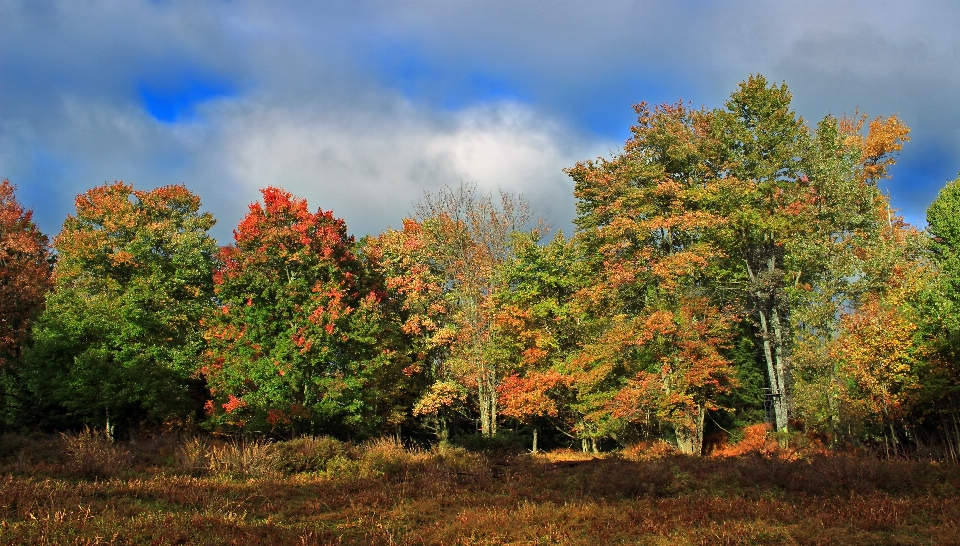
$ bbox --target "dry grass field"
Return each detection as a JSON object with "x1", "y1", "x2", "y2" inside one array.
[{"x1": 1, "y1": 430, "x2": 958, "y2": 545}]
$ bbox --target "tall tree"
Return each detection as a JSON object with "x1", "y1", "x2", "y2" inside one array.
[
  {"x1": 0, "y1": 180, "x2": 53, "y2": 430},
  {"x1": 786, "y1": 111, "x2": 913, "y2": 442},
  {"x1": 23, "y1": 182, "x2": 217, "y2": 435},
  {"x1": 493, "y1": 232, "x2": 601, "y2": 450},
  {"x1": 365, "y1": 218, "x2": 461, "y2": 441},
  {"x1": 921, "y1": 175, "x2": 960, "y2": 455},
  {"x1": 705, "y1": 78, "x2": 911, "y2": 432},
  {"x1": 412, "y1": 183, "x2": 540, "y2": 437},
  {"x1": 202, "y1": 187, "x2": 404, "y2": 437},
  {"x1": 927, "y1": 176, "x2": 960, "y2": 350},
  {"x1": 568, "y1": 76, "x2": 913, "y2": 441},
  {"x1": 703, "y1": 76, "x2": 813, "y2": 432},
  {"x1": 568, "y1": 100, "x2": 737, "y2": 453}
]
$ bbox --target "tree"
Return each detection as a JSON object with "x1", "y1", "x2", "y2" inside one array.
[
  {"x1": 202, "y1": 187, "x2": 404, "y2": 437},
  {"x1": 567, "y1": 100, "x2": 738, "y2": 453},
  {"x1": 567, "y1": 76, "x2": 913, "y2": 445},
  {"x1": 0, "y1": 180, "x2": 51, "y2": 369},
  {"x1": 921, "y1": 175, "x2": 960, "y2": 456},
  {"x1": 611, "y1": 299, "x2": 737, "y2": 455},
  {"x1": 704, "y1": 78, "x2": 911, "y2": 432},
  {"x1": 927, "y1": 176, "x2": 960, "y2": 348},
  {"x1": 365, "y1": 218, "x2": 460, "y2": 440},
  {"x1": 493, "y1": 232, "x2": 597, "y2": 450},
  {"x1": 22, "y1": 182, "x2": 217, "y2": 435},
  {"x1": 702, "y1": 77, "x2": 815, "y2": 432},
  {"x1": 0, "y1": 180, "x2": 53, "y2": 431},
  {"x1": 411, "y1": 183, "x2": 541, "y2": 437}
]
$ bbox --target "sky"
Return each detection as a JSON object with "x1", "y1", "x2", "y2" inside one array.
[{"x1": 2, "y1": 0, "x2": 959, "y2": 244}]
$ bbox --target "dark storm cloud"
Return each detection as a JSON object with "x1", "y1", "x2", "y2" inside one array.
[{"x1": 2, "y1": 0, "x2": 958, "y2": 242}]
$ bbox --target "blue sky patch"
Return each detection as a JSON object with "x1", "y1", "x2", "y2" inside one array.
[
  {"x1": 368, "y1": 41, "x2": 531, "y2": 111},
  {"x1": 138, "y1": 76, "x2": 236, "y2": 123}
]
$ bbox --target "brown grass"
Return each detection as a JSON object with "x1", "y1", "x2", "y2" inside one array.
[
  {"x1": 59, "y1": 427, "x2": 131, "y2": 479},
  {"x1": 0, "y1": 433, "x2": 958, "y2": 545}
]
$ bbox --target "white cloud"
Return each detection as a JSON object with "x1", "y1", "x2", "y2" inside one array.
[
  {"x1": 3, "y1": 0, "x2": 959, "y2": 238},
  {"x1": 213, "y1": 98, "x2": 609, "y2": 239}
]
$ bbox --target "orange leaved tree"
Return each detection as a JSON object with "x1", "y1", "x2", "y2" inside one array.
[{"x1": 0, "y1": 179, "x2": 51, "y2": 370}]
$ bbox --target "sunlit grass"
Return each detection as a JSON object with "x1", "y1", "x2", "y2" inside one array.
[{"x1": 1, "y1": 432, "x2": 958, "y2": 545}]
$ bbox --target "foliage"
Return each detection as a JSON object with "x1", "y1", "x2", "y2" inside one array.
[
  {"x1": 3, "y1": 74, "x2": 958, "y2": 459},
  {"x1": 0, "y1": 180, "x2": 51, "y2": 371},
  {"x1": 270, "y1": 435, "x2": 348, "y2": 474},
  {"x1": 408, "y1": 182, "x2": 542, "y2": 437},
  {"x1": 493, "y1": 232, "x2": 596, "y2": 443},
  {"x1": 567, "y1": 98, "x2": 740, "y2": 452},
  {"x1": 20, "y1": 182, "x2": 217, "y2": 434},
  {"x1": 365, "y1": 218, "x2": 457, "y2": 439},
  {"x1": 926, "y1": 176, "x2": 960, "y2": 357},
  {"x1": 202, "y1": 187, "x2": 405, "y2": 437}
]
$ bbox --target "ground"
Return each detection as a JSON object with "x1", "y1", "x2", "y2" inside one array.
[{"x1": 1, "y1": 432, "x2": 958, "y2": 545}]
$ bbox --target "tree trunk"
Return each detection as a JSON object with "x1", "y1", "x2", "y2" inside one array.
[
  {"x1": 746, "y1": 253, "x2": 790, "y2": 433},
  {"x1": 769, "y1": 306, "x2": 790, "y2": 431},
  {"x1": 478, "y1": 379, "x2": 490, "y2": 436},
  {"x1": 438, "y1": 416, "x2": 450, "y2": 444},
  {"x1": 532, "y1": 427, "x2": 538, "y2": 454},
  {"x1": 105, "y1": 407, "x2": 113, "y2": 442},
  {"x1": 674, "y1": 404, "x2": 706, "y2": 455},
  {"x1": 477, "y1": 363, "x2": 498, "y2": 437}
]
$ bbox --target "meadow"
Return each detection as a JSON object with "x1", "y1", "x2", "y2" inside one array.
[{"x1": 1, "y1": 430, "x2": 958, "y2": 545}]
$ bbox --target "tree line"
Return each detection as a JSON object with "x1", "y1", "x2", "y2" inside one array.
[{"x1": 2, "y1": 75, "x2": 959, "y2": 457}]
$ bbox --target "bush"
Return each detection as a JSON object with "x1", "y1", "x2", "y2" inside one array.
[
  {"x1": 0, "y1": 433, "x2": 62, "y2": 473},
  {"x1": 207, "y1": 438, "x2": 275, "y2": 478},
  {"x1": 358, "y1": 437, "x2": 420, "y2": 478},
  {"x1": 60, "y1": 427, "x2": 131, "y2": 478},
  {"x1": 272, "y1": 436, "x2": 347, "y2": 474},
  {"x1": 176, "y1": 436, "x2": 210, "y2": 476},
  {"x1": 452, "y1": 431, "x2": 528, "y2": 455}
]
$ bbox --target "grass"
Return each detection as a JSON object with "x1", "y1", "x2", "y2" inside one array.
[{"x1": 1, "y1": 431, "x2": 959, "y2": 545}]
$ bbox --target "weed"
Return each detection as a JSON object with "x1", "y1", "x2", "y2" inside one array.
[
  {"x1": 176, "y1": 436, "x2": 210, "y2": 476},
  {"x1": 272, "y1": 435, "x2": 347, "y2": 474},
  {"x1": 59, "y1": 427, "x2": 131, "y2": 478},
  {"x1": 2, "y1": 433, "x2": 960, "y2": 544},
  {"x1": 206, "y1": 438, "x2": 275, "y2": 478}
]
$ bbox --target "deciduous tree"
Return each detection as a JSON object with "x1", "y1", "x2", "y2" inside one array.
[
  {"x1": 23, "y1": 182, "x2": 217, "y2": 435},
  {"x1": 202, "y1": 187, "x2": 403, "y2": 437},
  {"x1": 0, "y1": 180, "x2": 51, "y2": 369},
  {"x1": 411, "y1": 183, "x2": 541, "y2": 437}
]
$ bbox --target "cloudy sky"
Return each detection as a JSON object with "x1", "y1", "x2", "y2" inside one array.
[{"x1": 3, "y1": 1, "x2": 959, "y2": 243}]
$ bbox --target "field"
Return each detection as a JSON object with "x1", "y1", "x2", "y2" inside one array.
[{"x1": 1, "y1": 431, "x2": 959, "y2": 545}]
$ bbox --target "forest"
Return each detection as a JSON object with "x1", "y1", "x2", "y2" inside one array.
[{"x1": 2, "y1": 74, "x2": 959, "y2": 461}]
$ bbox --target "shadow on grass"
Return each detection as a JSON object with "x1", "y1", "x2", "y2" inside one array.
[{"x1": 2, "y1": 433, "x2": 959, "y2": 545}]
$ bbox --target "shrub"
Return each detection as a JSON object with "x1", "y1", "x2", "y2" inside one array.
[
  {"x1": 60, "y1": 427, "x2": 131, "y2": 478},
  {"x1": 357, "y1": 437, "x2": 420, "y2": 478},
  {"x1": 176, "y1": 436, "x2": 210, "y2": 476},
  {"x1": 452, "y1": 431, "x2": 528, "y2": 455},
  {"x1": 620, "y1": 440, "x2": 677, "y2": 461},
  {"x1": 207, "y1": 438, "x2": 275, "y2": 478},
  {"x1": 272, "y1": 436, "x2": 347, "y2": 474}
]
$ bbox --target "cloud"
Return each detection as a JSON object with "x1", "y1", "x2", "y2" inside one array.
[
  {"x1": 213, "y1": 97, "x2": 608, "y2": 240},
  {"x1": 2, "y1": 0, "x2": 959, "y2": 241}
]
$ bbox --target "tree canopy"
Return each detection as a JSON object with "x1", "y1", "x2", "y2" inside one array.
[{"x1": 2, "y1": 76, "x2": 958, "y2": 458}]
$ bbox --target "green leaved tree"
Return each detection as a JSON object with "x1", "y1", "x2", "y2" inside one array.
[
  {"x1": 201, "y1": 187, "x2": 406, "y2": 438},
  {"x1": 22, "y1": 182, "x2": 217, "y2": 436}
]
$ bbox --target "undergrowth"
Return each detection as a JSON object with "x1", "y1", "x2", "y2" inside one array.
[{"x1": 0, "y1": 430, "x2": 958, "y2": 545}]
